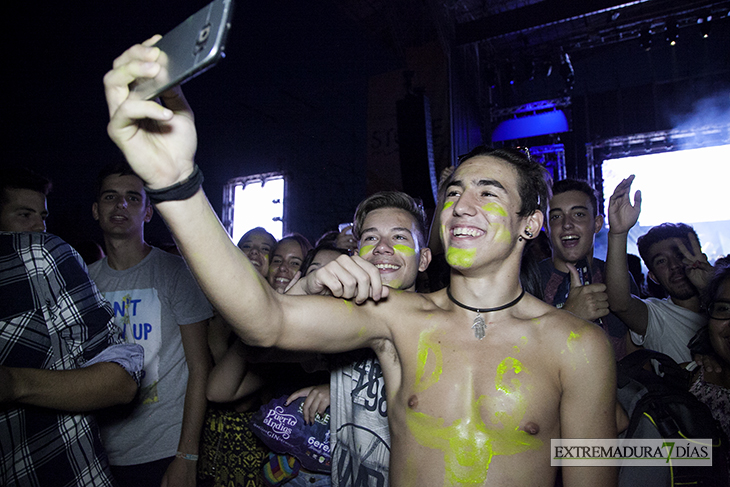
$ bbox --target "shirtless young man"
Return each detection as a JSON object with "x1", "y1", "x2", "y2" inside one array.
[{"x1": 103, "y1": 39, "x2": 617, "y2": 487}]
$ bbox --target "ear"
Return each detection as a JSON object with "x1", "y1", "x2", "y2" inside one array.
[
  {"x1": 418, "y1": 247, "x2": 432, "y2": 273},
  {"x1": 523, "y1": 210, "x2": 544, "y2": 239},
  {"x1": 593, "y1": 214, "x2": 605, "y2": 234},
  {"x1": 92, "y1": 202, "x2": 99, "y2": 221},
  {"x1": 144, "y1": 205, "x2": 154, "y2": 223},
  {"x1": 647, "y1": 270, "x2": 659, "y2": 285}
]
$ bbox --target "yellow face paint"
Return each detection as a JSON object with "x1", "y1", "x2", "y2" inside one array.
[
  {"x1": 358, "y1": 244, "x2": 374, "y2": 257},
  {"x1": 491, "y1": 223, "x2": 512, "y2": 243},
  {"x1": 384, "y1": 278, "x2": 403, "y2": 290},
  {"x1": 393, "y1": 244, "x2": 416, "y2": 256},
  {"x1": 414, "y1": 328, "x2": 443, "y2": 393},
  {"x1": 446, "y1": 247, "x2": 477, "y2": 268},
  {"x1": 443, "y1": 200, "x2": 454, "y2": 211},
  {"x1": 407, "y1": 357, "x2": 542, "y2": 484},
  {"x1": 482, "y1": 202, "x2": 507, "y2": 217},
  {"x1": 358, "y1": 326, "x2": 367, "y2": 338}
]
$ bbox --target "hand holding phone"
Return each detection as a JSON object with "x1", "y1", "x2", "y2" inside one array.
[{"x1": 131, "y1": 0, "x2": 235, "y2": 100}]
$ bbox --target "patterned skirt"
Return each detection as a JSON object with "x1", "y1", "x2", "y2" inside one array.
[{"x1": 198, "y1": 407, "x2": 270, "y2": 487}]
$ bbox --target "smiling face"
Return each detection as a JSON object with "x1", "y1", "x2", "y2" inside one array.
[
  {"x1": 267, "y1": 239, "x2": 305, "y2": 293},
  {"x1": 238, "y1": 230, "x2": 276, "y2": 277},
  {"x1": 708, "y1": 277, "x2": 730, "y2": 365},
  {"x1": 357, "y1": 207, "x2": 430, "y2": 292},
  {"x1": 0, "y1": 188, "x2": 48, "y2": 232},
  {"x1": 440, "y1": 156, "x2": 540, "y2": 272},
  {"x1": 646, "y1": 238, "x2": 697, "y2": 301},
  {"x1": 547, "y1": 190, "x2": 603, "y2": 271},
  {"x1": 92, "y1": 174, "x2": 152, "y2": 238}
]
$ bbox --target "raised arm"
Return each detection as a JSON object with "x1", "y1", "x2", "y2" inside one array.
[
  {"x1": 605, "y1": 175, "x2": 648, "y2": 335},
  {"x1": 104, "y1": 42, "x2": 390, "y2": 353}
]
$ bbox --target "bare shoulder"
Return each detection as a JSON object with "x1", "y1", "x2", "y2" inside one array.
[{"x1": 521, "y1": 295, "x2": 615, "y2": 363}]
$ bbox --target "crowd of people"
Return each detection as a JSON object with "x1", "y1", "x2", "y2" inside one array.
[{"x1": 1, "y1": 38, "x2": 728, "y2": 487}]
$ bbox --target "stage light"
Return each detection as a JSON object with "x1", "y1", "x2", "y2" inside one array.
[
  {"x1": 505, "y1": 61, "x2": 516, "y2": 86},
  {"x1": 559, "y1": 50, "x2": 574, "y2": 90},
  {"x1": 639, "y1": 26, "x2": 652, "y2": 51},
  {"x1": 485, "y1": 63, "x2": 498, "y2": 89},
  {"x1": 698, "y1": 15, "x2": 712, "y2": 38},
  {"x1": 665, "y1": 20, "x2": 678, "y2": 46}
]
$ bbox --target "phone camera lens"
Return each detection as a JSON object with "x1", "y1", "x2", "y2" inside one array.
[{"x1": 197, "y1": 24, "x2": 211, "y2": 44}]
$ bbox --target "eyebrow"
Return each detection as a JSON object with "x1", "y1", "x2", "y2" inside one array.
[
  {"x1": 360, "y1": 226, "x2": 414, "y2": 236},
  {"x1": 448, "y1": 178, "x2": 505, "y2": 191},
  {"x1": 15, "y1": 205, "x2": 48, "y2": 216},
  {"x1": 101, "y1": 189, "x2": 144, "y2": 198},
  {"x1": 550, "y1": 205, "x2": 589, "y2": 214}
]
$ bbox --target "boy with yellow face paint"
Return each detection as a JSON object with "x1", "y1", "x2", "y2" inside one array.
[
  {"x1": 288, "y1": 191, "x2": 432, "y2": 486},
  {"x1": 103, "y1": 44, "x2": 618, "y2": 487}
]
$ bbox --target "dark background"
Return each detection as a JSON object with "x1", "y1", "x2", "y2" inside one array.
[{"x1": 5, "y1": 0, "x2": 730, "y2": 250}]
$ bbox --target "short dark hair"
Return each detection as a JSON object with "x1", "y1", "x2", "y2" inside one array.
[
  {"x1": 300, "y1": 244, "x2": 348, "y2": 276},
  {"x1": 237, "y1": 227, "x2": 277, "y2": 250},
  {"x1": 451, "y1": 146, "x2": 552, "y2": 218},
  {"x1": 1, "y1": 167, "x2": 52, "y2": 211},
  {"x1": 353, "y1": 191, "x2": 428, "y2": 248},
  {"x1": 551, "y1": 179, "x2": 600, "y2": 217},
  {"x1": 94, "y1": 161, "x2": 147, "y2": 205},
  {"x1": 637, "y1": 222, "x2": 700, "y2": 273}
]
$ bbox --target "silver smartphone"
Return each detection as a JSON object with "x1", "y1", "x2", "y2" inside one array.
[{"x1": 131, "y1": 0, "x2": 235, "y2": 100}]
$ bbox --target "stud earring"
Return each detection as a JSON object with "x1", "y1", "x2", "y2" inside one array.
[{"x1": 524, "y1": 229, "x2": 534, "y2": 238}]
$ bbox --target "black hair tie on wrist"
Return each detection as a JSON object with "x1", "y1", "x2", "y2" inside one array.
[{"x1": 144, "y1": 165, "x2": 204, "y2": 204}]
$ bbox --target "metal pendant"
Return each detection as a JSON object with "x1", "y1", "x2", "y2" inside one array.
[{"x1": 472, "y1": 312, "x2": 486, "y2": 340}]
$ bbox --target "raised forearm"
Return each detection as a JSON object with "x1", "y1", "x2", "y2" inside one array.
[
  {"x1": 605, "y1": 232, "x2": 632, "y2": 312},
  {"x1": 155, "y1": 190, "x2": 283, "y2": 347},
  {"x1": 605, "y1": 232, "x2": 648, "y2": 334},
  {"x1": 1, "y1": 362, "x2": 137, "y2": 411}
]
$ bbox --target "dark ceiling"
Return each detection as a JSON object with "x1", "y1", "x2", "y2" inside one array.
[
  {"x1": 4, "y1": 0, "x2": 729, "y2": 246},
  {"x1": 333, "y1": 0, "x2": 730, "y2": 57}
]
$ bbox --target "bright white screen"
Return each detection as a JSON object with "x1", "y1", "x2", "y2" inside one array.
[
  {"x1": 231, "y1": 176, "x2": 284, "y2": 243},
  {"x1": 595, "y1": 144, "x2": 730, "y2": 265},
  {"x1": 602, "y1": 145, "x2": 730, "y2": 226}
]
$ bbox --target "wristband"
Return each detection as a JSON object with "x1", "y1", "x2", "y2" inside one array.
[
  {"x1": 144, "y1": 165, "x2": 204, "y2": 204},
  {"x1": 176, "y1": 451, "x2": 199, "y2": 461}
]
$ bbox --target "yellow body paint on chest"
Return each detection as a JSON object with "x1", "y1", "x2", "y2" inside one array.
[
  {"x1": 446, "y1": 247, "x2": 477, "y2": 268},
  {"x1": 359, "y1": 244, "x2": 374, "y2": 257},
  {"x1": 414, "y1": 328, "x2": 443, "y2": 393},
  {"x1": 342, "y1": 299, "x2": 354, "y2": 313},
  {"x1": 407, "y1": 357, "x2": 542, "y2": 485}
]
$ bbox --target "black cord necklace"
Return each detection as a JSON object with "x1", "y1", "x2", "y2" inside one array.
[{"x1": 446, "y1": 286, "x2": 526, "y2": 340}]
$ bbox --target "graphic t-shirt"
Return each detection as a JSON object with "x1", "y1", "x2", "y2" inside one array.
[
  {"x1": 330, "y1": 349, "x2": 390, "y2": 487},
  {"x1": 89, "y1": 247, "x2": 212, "y2": 465}
]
